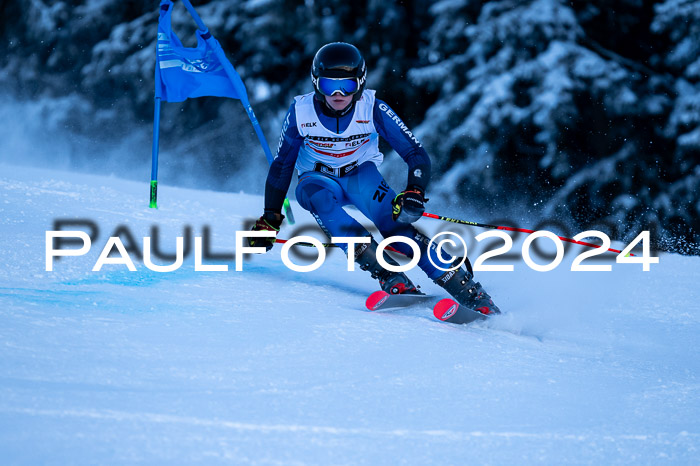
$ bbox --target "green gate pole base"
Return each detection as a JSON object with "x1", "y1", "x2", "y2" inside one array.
[{"x1": 149, "y1": 180, "x2": 158, "y2": 209}]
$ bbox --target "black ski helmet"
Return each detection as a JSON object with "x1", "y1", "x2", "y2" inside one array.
[{"x1": 311, "y1": 42, "x2": 366, "y2": 104}]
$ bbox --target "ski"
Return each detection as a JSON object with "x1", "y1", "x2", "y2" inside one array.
[
  {"x1": 433, "y1": 298, "x2": 490, "y2": 325},
  {"x1": 365, "y1": 290, "x2": 435, "y2": 311},
  {"x1": 366, "y1": 292, "x2": 498, "y2": 326}
]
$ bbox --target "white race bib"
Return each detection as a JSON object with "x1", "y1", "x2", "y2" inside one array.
[{"x1": 294, "y1": 90, "x2": 383, "y2": 175}]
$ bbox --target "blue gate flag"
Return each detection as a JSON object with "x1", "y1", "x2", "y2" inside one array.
[
  {"x1": 150, "y1": 0, "x2": 295, "y2": 222},
  {"x1": 156, "y1": 0, "x2": 246, "y2": 103}
]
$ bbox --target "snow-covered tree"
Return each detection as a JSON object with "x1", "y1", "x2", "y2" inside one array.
[
  {"x1": 409, "y1": 0, "x2": 698, "y2": 253},
  {"x1": 649, "y1": 0, "x2": 700, "y2": 252}
]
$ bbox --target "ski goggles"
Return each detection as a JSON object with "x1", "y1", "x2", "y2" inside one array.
[{"x1": 317, "y1": 77, "x2": 360, "y2": 96}]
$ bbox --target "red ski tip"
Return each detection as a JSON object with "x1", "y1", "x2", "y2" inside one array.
[
  {"x1": 366, "y1": 290, "x2": 390, "y2": 311},
  {"x1": 433, "y1": 298, "x2": 459, "y2": 321}
]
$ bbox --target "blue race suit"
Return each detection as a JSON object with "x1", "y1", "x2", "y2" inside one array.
[{"x1": 265, "y1": 90, "x2": 450, "y2": 280}]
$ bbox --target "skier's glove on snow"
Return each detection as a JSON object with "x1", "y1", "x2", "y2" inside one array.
[
  {"x1": 248, "y1": 212, "x2": 284, "y2": 251},
  {"x1": 392, "y1": 186, "x2": 427, "y2": 223}
]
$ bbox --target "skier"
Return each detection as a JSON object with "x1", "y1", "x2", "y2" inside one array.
[{"x1": 249, "y1": 42, "x2": 500, "y2": 316}]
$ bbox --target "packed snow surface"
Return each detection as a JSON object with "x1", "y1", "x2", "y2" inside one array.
[{"x1": 1, "y1": 164, "x2": 698, "y2": 464}]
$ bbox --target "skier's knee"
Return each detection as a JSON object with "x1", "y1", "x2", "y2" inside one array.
[
  {"x1": 298, "y1": 183, "x2": 337, "y2": 214},
  {"x1": 308, "y1": 187, "x2": 337, "y2": 214}
]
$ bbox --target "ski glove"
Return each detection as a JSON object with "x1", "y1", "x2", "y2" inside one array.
[
  {"x1": 392, "y1": 187, "x2": 427, "y2": 223},
  {"x1": 248, "y1": 212, "x2": 284, "y2": 251}
]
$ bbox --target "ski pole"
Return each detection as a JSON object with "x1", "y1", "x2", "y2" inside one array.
[
  {"x1": 275, "y1": 238, "x2": 338, "y2": 248},
  {"x1": 421, "y1": 212, "x2": 631, "y2": 256}
]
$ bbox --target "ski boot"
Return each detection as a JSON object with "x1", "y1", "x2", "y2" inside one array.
[
  {"x1": 355, "y1": 239, "x2": 420, "y2": 295},
  {"x1": 434, "y1": 259, "x2": 500, "y2": 316}
]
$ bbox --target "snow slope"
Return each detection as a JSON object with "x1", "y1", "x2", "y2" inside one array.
[{"x1": 0, "y1": 163, "x2": 699, "y2": 465}]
